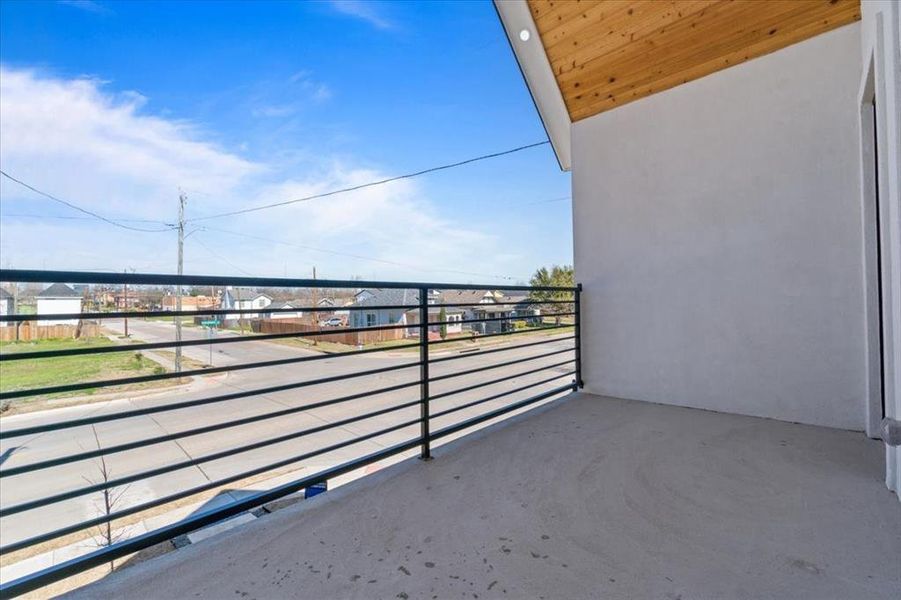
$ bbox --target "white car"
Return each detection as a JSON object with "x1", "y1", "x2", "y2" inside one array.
[{"x1": 319, "y1": 317, "x2": 343, "y2": 327}]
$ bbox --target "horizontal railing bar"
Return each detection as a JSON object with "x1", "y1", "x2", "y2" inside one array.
[
  {"x1": 0, "y1": 322, "x2": 419, "y2": 362},
  {"x1": 0, "y1": 418, "x2": 422, "y2": 556},
  {"x1": 430, "y1": 382, "x2": 575, "y2": 442},
  {"x1": 429, "y1": 335, "x2": 575, "y2": 364},
  {"x1": 0, "y1": 360, "x2": 420, "y2": 439},
  {"x1": 0, "y1": 342, "x2": 420, "y2": 401},
  {"x1": 432, "y1": 371, "x2": 576, "y2": 419},
  {"x1": 1, "y1": 381, "x2": 422, "y2": 478},
  {"x1": 430, "y1": 360, "x2": 576, "y2": 402},
  {"x1": 0, "y1": 304, "x2": 419, "y2": 323},
  {"x1": 0, "y1": 432, "x2": 425, "y2": 596},
  {"x1": 0, "y1": 396, "x2": 423, "y2": 517},
  {"x1": 427, "y1": 323, "x2": 573, "y2": 346},
  {"x1": 429, "y1": 349, "x2": 574, "y2": 383},
  {"x1": 426, "y1": 300, "x2": 574, "y2": 308},
  {"x1": 429, "y1": 312, "x2": 576, "y2": 328},
  {"x1": 0, "y1": 268, "x2": 576, "y2": 292}
]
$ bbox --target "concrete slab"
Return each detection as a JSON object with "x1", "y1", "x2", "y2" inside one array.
[{"x1": 64, "y1": 393, "x2": 901, "y2": 599}]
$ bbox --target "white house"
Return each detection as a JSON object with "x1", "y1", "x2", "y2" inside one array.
[
  {"x1": 36, "y1": 283, "x2": 82, "y2": 326},
  {"x1": 0, "y1": 287, "x2": 13, "y2": 326},
  {"x1": 220, "y1": 288, "x2": 272, "y2": 321},
  {"x1": 496, "y1": 0, "x2": 901, "y2": 497},
  {"x1": 265, "y1": 300, "x2": 304, "y2": 320}
]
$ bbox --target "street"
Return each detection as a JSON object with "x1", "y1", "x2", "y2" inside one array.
[{"x1": 0, "y1": 319, "x2": 576, "y2": 557}]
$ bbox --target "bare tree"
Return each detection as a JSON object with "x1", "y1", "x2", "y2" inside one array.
[{"x1": 84, "y1": 425, "x2": 131, "y2": 571}]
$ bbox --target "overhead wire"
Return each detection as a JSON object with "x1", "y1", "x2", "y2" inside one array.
[
  {"x1": 0, "y1": 170, "x2": 175, "y2": 232},
  {"x1": 186, "y1": 140, "x2": 551, "y2": 222}
]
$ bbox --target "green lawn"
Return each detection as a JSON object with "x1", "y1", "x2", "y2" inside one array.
[{"x1": 0, "y1": 337, "x2": 168, "y2": 407}]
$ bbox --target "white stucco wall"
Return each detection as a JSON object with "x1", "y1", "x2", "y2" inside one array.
[
  {"x1": 572, "y1": 24, "x2": 866, "y2": 430},
  {"x1": 859, "y1": 0, "x2": 901, "y2": 497}
]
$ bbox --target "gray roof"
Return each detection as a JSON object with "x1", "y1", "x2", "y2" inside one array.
[
  {"x1": 269, "y1": 300, "x2": 302, "y2": 310},
  {"x1": 352, "y1": 288, "x2": 419, "y2": 308},
  {"x1": 38, "y1": 283, "x2": 80, "y2": 298},
  {"x1": 440, "y1": 289, "x2": 498, "y2": 306},
  {"x1": 225, "y1": 289, "x2": 271, "y2": 301}
]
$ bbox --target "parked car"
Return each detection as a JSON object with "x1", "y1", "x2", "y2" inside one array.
[{"x1": 319, "y1": 316, "x2": 343, "y2": 327}]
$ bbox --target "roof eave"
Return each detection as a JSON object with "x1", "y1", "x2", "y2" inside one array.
[{"x1": 494, "y1": 0, "x2": 571, "y2": 171}]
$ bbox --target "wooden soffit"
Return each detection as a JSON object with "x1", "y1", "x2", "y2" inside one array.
[{"x1": 527, "y1": 0, "x2": 861, "y2": 122}]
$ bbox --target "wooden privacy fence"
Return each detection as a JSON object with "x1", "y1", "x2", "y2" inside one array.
[
  {"x1": 252, "y1": 319, "x2": 406, "y2": 345},
  {"x1": 0, "y1": 323, "x2": 100, "y2": 342}
]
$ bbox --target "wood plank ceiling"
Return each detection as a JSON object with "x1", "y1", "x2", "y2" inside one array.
[{"x1": 527, "y1": 0, "x2": 861, "y2": 122}]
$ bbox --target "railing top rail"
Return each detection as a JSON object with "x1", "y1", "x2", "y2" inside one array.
[{"x1": 0, "y1": 269, "x2": 577, "y2": 292}]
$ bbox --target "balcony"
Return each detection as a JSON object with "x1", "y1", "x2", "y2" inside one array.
[{"x1": 65, "y1": 391, "x2": 900, "y2": 599}]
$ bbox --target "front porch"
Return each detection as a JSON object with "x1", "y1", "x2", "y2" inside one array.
[{"x1": 69, "y1": 392, "x2": 901, "y2": 599}]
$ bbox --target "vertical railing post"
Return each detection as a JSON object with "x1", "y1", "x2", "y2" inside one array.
[
  {"x1": 574, "y1": 283, "x2": 584, "y2": 389},
  {"x1": 418, "y1": 286, "x2": 432, "y2": 459}
]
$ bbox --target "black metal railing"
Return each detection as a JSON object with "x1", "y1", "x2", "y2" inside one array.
[{"x1": 0, "y1": 269, "x2": 581, "y2": 596}]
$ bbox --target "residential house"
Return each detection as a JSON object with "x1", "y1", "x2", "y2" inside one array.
[
  {"x1": 220, "y1": 288, "x2": 272, "y2": 321},
  {"x1": 352, "y1": 289, "x2": 376, "y2": 303},
  {"x1": 439, "y1": 289, "x2": 540, "y2": 334},
  {"x1": 349, "y1": 289, "x2": 417, "y2": 331},
  {"x1": 404, "y1": 305, "x2": 465, "y2": 336},
  {"x1": 0, "y1": 287, "x2": 13, "y2": 326},
  {"x1": 36, "y1": 283, "x2": 82, "y2": 326},
  {"x1": 161, "y1": 294, "x2": 218, "y2": 312},
  {"x1": 265, "y1": 300, "x2": 304, "y2": 320},
  {"x1": 314, "y1": 296, "x2": 351, "y2": 318}
]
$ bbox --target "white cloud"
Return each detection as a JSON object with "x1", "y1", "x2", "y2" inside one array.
[
  {"x1": 288, "y1": 71, "x2": 332, "y2": 103},
  {"x1": 249, "y1": 72, "x2": 332, "y2": 119},
  {"x1": 328, "y1": 0, "x2": 395, "y2": 31},
  {"x1": 0, "y1": 67, "x2": 524, "y2": 283},
  {"x1": 58, "y1": 0, "x2": 109, "y2": 14}
]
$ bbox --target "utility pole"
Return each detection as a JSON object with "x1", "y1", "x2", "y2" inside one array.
[
  {"x1": 311, "y1": 266, "x2": 319, "y2": 345},
  {"x1": 175, "y1": 191, "x2": 186, "y2": 373},
  {"x1": 123, "y1": 269, "x2": 129, "y2": 337},
  {"x1": 12, "y1": 279, "x2": 19, "y2": 342}
]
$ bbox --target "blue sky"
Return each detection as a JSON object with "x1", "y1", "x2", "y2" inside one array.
[{"x1": 0, "y1": 0, "x2": 571, "y2": 283}]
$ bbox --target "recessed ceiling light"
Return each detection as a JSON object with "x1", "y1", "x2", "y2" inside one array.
[{"x1": 519, "y1": 29, "x2": 531, "y2": 42}]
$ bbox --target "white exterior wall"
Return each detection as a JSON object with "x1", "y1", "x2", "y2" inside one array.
[
  {"x1": 36, "y1": 298, "x2": 82, "y2": 326},
  {"x1": 572, "y1": 24, "x2": 866, "y2": 430},
  {"x1": 859, "y1": 1, "x2": 901, "y2": 497},
  {"x1": 0, "y1": 298, "x2": 11, "y2": 325}
]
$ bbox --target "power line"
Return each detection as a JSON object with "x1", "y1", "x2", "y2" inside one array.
[
  {"x1": 0, "y1": 170, "x2": 175, "y2": 233},
  {"x1": 191, "y1": 234, "x2": 254, "y2": 276},
  {"x1": 187, "y1": 140, "x2": 551, "y2": 223},
  {"x1": 0, "y1": 212, "x2": 171, "y2": 224},
  {"x1": 201, "y1": 225, "x2": 526, "y2": 282}
]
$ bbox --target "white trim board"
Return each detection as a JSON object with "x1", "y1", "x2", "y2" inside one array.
[{"x1": 494, "y1": 0, "x2": 572, "y2": 171}]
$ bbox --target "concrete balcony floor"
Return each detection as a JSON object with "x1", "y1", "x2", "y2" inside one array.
[{"x1": 69, "y1": 392, "x2": 901, "y2": 599}]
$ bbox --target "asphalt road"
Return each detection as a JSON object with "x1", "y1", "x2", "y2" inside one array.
[{"x1": 0, "y1": 319, "x2": 576, "y2": 554}]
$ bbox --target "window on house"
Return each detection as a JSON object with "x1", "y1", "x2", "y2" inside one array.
[{"x1": 366, "y1": 313, "x2": 377, "y2": 327}]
